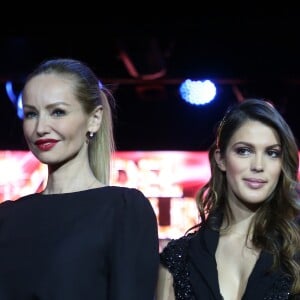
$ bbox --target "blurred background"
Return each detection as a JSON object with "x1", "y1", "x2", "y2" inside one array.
[
  {"x1": 1, "y1": 16, "x2": 300, "y2": 241},
  {"x1": 1, "y1": 17, "x2": 300, "y2": 152}
]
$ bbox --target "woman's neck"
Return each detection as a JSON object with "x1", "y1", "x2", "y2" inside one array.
[{"x1": 42, "y1": 160, "x2": 104, "y2": 194}]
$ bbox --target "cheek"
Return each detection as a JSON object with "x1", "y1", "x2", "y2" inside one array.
[
  {"x1": 22, "y1": 121, "x2": 33, "y2": 137},
  {"x1": 224, "y1": 158, "x2": 246, "y2": 177},
  {"x1": 56, "y1": 116, "x2": 87, "y2": 134},
  {"x1": 269, "y1": 163, "x2": 282, "y2": 181},
  {"x1": 63, "y1": 121, "x2": 88, "y2": 140}
]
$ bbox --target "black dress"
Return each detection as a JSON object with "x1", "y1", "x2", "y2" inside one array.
[
  {"x1": 0, "y1": 186, "x2": 159, "y2": 300},
  {"x1": 160, "y1": 223, "x2": 296, "y2": 300}
]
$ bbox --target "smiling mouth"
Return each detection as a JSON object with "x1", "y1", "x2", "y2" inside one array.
[
  {"x1": 36, "y1": 142, "x2": 57, "y2": 151},
  {"x1": 244, "y1": 179, "x2": 266, "y2": 189}
]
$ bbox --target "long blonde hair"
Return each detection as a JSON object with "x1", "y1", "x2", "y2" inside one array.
[{"x1": 24, "y1": 58, "x2": 116, "y2": 184}]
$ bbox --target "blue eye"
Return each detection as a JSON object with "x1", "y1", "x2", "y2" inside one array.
[
  {"x1": 23, "y1": 111, "x2": 37, "y2": 119},
  {"x1": 52, "y1": 109, "x2": 66, "y2": 117}
]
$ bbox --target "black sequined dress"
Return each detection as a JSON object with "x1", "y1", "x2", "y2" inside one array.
[{"x1": 160, "y1": 222, "x2": 296, "y2": 300}]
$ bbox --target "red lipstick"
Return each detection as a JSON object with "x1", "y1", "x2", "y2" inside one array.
[{"x1": 35, "y1": 139, "x2": 58, "y2": 151}]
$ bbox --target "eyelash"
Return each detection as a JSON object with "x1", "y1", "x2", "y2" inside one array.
[
  {"x1": 23, "y1": 111, "x2": 37, "y2": 119},
  {"x1": 23, "y1": 109, "x2": 66, "y2": 119},
  {"x1": 52, "y1": 109, "x2": 66, "y2": 117},
  {"x1": 235, "y1": 147, "x2": 281, "y2": 158}
]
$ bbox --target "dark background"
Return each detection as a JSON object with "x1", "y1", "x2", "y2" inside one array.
[{"x1": 1, "y1": 17, "x2": 300, "y2": 151}]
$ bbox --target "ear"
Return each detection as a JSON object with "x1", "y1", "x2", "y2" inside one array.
[
  {"x1": 214, "y1": 148, "x2": 226, "y2": 171},
  {"x1": 88, "y1": 105, "x2": 103, "y2": 133}
]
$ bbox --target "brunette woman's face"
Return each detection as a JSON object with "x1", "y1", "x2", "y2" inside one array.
[
  {"x1": 215, "y1": 120, "x2": 282, "y2": 210},
  {"x1": 22, "y1": 73, "x2": 92, "y2": 166}
]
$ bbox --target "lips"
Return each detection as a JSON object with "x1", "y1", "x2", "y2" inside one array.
[
  {"x1": 35, "y1": 139, "x2": 58, "y2": 151},
  {"x1": 244, "y1": 178, "x2": 267, "y2": 189}
]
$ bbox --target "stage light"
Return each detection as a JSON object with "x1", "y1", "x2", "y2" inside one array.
[
  {"x1": 5, "y1": 81, "x2": 23, "y2": 119},
  {"x1": 17, "y1": 94, "x2": 24, "y2": 119},
  {"x1": 5, "y1": 81, "x2": 16, "y2": 104},
  {"x1": 179, "y1": 79, "x2": 217, "y2": 105}
]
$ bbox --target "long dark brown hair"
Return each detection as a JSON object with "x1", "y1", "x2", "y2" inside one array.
[{"x1": 194, "y1": 98, "x2": 300, "y2": 293}]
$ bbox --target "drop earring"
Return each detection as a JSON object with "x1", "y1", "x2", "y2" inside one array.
[{"x1": 86, "y1": 131, "x2": 94, "y2": 143}]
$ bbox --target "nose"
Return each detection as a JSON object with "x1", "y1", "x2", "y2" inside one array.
[
  {"x1": 36, "y1": 114, "x2": 51, "y2": 136},
  {"x1": 251, "y1": 153, "x2": 264, "y2": 172}
]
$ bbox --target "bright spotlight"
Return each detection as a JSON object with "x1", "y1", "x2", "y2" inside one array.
[{"x1": 179, "y1": 79, "x2": 217, "y2": 105}]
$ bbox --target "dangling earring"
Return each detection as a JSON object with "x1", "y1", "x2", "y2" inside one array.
[{"x1": 86, "y1": 131, "x2": 94, "y2": 143}]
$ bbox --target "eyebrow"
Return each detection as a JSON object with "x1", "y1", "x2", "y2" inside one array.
[
  {"x1": 23, "y1": 102, "x2": 71, "y2": 109},
  {"x1": 234, "y1": 141, "x2": 281, "y2": 148}
]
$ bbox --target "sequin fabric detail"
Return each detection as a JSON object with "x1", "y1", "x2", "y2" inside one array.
[
  {"x1": 263, "y1": 275, "x2": 294, "y2": 300},
  {"x1": 160, "y1": 233, "x2": 298, "y2": 300},
  {"x1": 160, "y1": 234, "x2": 195, "y2": 300}
]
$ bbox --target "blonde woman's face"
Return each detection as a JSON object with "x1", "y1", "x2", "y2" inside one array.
[
  {"x1": 215, "y1": 120, "x2": 282, "y2": 210},
  {"x1": 22, "y1": 73, "x2": 91, "y2": 166}
]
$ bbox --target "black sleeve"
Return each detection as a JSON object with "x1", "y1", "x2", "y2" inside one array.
[
  {"x1": 110, "y1": 188, "x2": 159, "y2": 300},
  {"x1": 160, "y1": 235, "x2": 194, "y2": 300}
]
